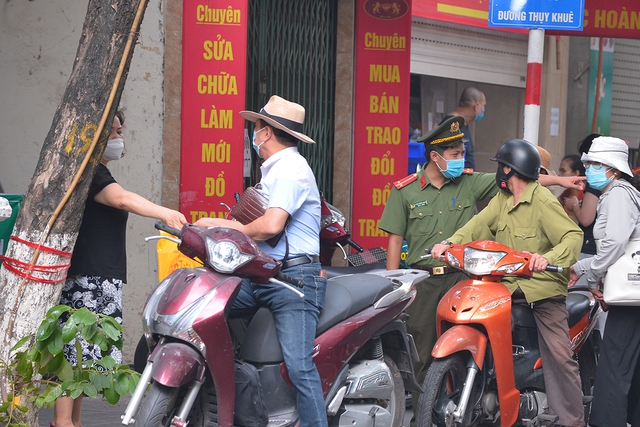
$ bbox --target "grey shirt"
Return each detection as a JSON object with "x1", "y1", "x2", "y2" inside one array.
[{"x1": 573, "y1": 180, "x2": 640, "y2": 289}]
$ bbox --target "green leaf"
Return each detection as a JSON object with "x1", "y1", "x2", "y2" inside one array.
[
  {"x1": 16, "y1": 405, "x2": 28, "y2": 413},
  {"x1": 84, "y1": 383, "x2": 98, "y2": 398},
  {"x1": 92, "y1": 333, "x2": 109, "y2": 352},
  {"x1": 55, "y1": 358, "x2": 74, "y2": 382},
  {"x1": 36, "y1": 319, "x2": 56, "y2": 342},
  {"x1": 16, "y1": 354, "x2": 32, "y2": 377},
  {"x1": 45, "y1": 305, "x2": 71, "y2": 322},
  {"x1": 72, "y1": 307, "x2": 97, "y2": 326},
  {"x1": 47, "y1": 329, "x2": 64, "y2": 356},
  {"x1": 46, "y1": 351, "x2": 64, "y2": 373},
  {"x1": 70, "y1": 386, "x2": 84, "y2": 399},
  {"x1": 102, "y1": 322, "x2": 122, "y2": 342},
  {"x1": 128, "y1": 374, "x2": 140, "y2": 394},
  {"x1": 80, "y1": 322, "x2": 98, "y2": 342},
  {"x1": 114, "y1": 372, "x2": 129, "y2": 395},
  {"x1": 103, "y1": 386, "x2": 120, "y2": 405},
  {"x1": 61, "y1": 319, "x2": 79, "y2": 343},
  {"x1": 99, "y1": 356, "x2": 116, "y2": 371},
  {"x1": 0, "y1": 402, "x2": 9, "y2": 412},
  {"x1": 11, "y1": 335, "x2": 32, "y2": 352},
  {"x1": 43, "y1": 385, "x2": 64, "y2": 404}
]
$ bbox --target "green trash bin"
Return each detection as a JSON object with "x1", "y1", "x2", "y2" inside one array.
[{"x1": 0, "y1": 194, "x2": 23, "y2": 255}]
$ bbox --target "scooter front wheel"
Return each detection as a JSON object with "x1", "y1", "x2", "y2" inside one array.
[
  {"x1": 133, "y1": 382, "x2": 179, "y2": 427},
  {"x1": 415, "y1": 354, "x2": 477, "y2": 427}
]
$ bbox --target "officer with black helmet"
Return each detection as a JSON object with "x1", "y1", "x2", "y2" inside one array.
[{"x1": 432, "y1": 138, "x2": 586, "y2": 427}]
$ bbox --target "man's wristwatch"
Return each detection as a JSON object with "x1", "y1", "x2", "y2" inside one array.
[{"x1": 440, "y1": 240, "x2": 452, "y2": 245}]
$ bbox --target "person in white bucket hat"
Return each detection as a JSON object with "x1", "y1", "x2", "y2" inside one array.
[
  {"x1": 569, "y1": 136, "x2": 640, "y2": 427},
  {"x1": 196, "y1": 95, "x2": 327, "y2": 427}
]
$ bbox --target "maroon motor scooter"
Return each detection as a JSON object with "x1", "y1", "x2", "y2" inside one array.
[{"x1": 122, "y1": 222, "x2": 427, "y2": 427}]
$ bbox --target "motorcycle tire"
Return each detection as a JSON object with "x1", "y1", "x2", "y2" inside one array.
[
  {"x1": 133, "y1": 382, "x2": 180, "y2": 427},
  {"x1": 415, "y1": 354, "x2": 478, "y2": 427},
  {"x1": 383, "y1": 355, "x2": 406, "y2": 427}
]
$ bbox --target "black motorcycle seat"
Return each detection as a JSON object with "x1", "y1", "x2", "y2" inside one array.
[
  {"x1": 316, "y1": 273, "x2": 395, "y2": 334},
  {"x1": 512, "y1": 292, "x2": 592, "y2": 329},
  {"x1": 238, "y1": 273, "x2": 395, "y2": 364},
  {"x1": 322, "y1": 262, "x2": 386, "y2": 278}
]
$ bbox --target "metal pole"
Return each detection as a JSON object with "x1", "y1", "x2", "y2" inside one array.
[{"x1": 524, "y1": 28, "x2": 545, "y2": 146}]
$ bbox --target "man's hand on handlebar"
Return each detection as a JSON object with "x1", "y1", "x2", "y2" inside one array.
[
  {"x1": 431, "y1": 242, "x2": 451, "y2": 260},
  {"x1": 522, "y1": 251, "x2": 549, "y2": 272}
]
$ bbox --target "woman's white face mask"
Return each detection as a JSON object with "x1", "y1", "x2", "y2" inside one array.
[{"x1": 102, "y1": 138, "x2": 125, "y2": 161}]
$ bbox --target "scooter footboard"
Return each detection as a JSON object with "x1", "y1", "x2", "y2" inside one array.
[
  {"x1": 432, "y1": 325, "x2": 487, "y2": 369},
  {"x1": 149, "y1": 342, "x2": 207, "y2": 387}
]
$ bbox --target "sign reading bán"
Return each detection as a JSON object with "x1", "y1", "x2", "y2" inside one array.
[{"x1": 489, "y1": 0, "x2": 584, "y2": 31}]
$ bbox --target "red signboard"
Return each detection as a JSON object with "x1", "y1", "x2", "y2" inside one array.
[
  {"x1": 414, "y1": 0, "x2": 640, "y2": 38},
  {"x1": 351, "y1": 0, "x2": 412, "y2": 250},
  {"x1": 180, "y1": 1, "x2": 248, "y2": 223}
]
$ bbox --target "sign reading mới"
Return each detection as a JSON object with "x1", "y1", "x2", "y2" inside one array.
[{"x1": 489, "y1": 0, "x2": 585, "y2": 31}]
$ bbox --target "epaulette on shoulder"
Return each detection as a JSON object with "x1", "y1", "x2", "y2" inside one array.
[
  {"x1": 394, "y1": 173, "x2": 418, "y2": 189},
  {"x1": 463, "y1": 168, "x2": 474, "y2": 175}
]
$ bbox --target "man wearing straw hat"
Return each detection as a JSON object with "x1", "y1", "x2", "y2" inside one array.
[{"x1": 196, "y1": 95, "x2": 327, "y2": 426}]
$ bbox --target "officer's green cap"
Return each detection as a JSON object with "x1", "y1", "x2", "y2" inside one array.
[{"x1": 418, "y1": 115, "x2": 465, "y2": 147}]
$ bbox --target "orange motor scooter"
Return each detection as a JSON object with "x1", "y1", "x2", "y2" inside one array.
[{"x1": 415, "y1": 240, "x2": 601, "y2": 427}]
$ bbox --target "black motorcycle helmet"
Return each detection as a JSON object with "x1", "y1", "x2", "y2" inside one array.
[{"x1": 490, "y1": 139, "x2": 541, "y2": 181}]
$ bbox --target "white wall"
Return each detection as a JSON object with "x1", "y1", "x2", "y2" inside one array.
[{"x1": 0, "y1": 0, "x2": 167, "y2": 362}]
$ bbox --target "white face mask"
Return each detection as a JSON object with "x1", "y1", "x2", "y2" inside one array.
[{"x1": 102, "y1": 138, "x2": 124, "y2": 161}]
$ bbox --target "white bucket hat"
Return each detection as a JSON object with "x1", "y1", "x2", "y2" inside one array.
[
  {"x1": 240, "y1": 95, "x2": 315, "y2": 144},
  {"x1": 580, "y1": 136, "x2": 632, "y2": 177}
]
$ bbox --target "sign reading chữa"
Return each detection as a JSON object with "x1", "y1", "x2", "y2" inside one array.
[{"x1": 179, "y1": 2, "x2": 248, "y2": 223}]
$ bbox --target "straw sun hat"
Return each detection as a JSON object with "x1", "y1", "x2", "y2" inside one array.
[{"x1": 240, "y1": 95, "x2": 315, "y2": 144}]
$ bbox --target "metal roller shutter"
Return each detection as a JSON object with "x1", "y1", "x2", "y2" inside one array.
[
  {"x1": 611, "y1": 39, "x2": 640, "y2": 148},
  {"x1": 410, "y1": 18, "x2": 529, "y2": 88}
]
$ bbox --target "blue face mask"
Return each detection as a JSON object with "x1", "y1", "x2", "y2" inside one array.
[
  {"x1": 437, "y1": 153, "x2": 464, "y2": 178},
  {"x1": 585, "y1": 164, "x2": 613, "y2": 190},
  {"x1": 475, "y1": 107, "x2": 485, "y2": 122},
  {"x1": 252, "y1": 127, "x2": 266, "y2": 157}
]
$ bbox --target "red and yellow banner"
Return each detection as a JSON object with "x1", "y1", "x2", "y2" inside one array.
[
  {"x1": 351, "y1": 0, "x2": 412, "y2": 250},
  {"x1": 414, "y1": 0, "x2": 640, "y2": 38},
  {"x1": 180, "y1": 2, "x2": 248, "y2": 222}
]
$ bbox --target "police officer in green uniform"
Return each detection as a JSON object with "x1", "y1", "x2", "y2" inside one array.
[{"x1": 379, "y1": 116, "x2": 498, "y2": 408}]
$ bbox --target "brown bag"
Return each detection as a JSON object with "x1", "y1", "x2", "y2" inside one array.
[
  {"x1": 229, "y1": 187, "x2": 269, "y2": 225},
  {"x1": 229, "y1": 187, "x2": 288, "y2": 248}
]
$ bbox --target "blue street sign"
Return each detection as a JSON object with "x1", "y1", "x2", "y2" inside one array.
[{"x1": 489, "y1": 0, "x2": 584, "y2": 31}]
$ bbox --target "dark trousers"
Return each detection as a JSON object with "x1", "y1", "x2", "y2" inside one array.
[
  {"x1": 589, "y1": 305, "x2": 640, "y2": 427},
  {"x1": 529, "y1": 295, "x2": 584, "y2": 426},
  {"x1": 405, "y1": 272, "x2": 468, "y2": 409}
]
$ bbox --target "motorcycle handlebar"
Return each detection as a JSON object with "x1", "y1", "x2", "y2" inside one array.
[
  {"x1": 155, "y1": 220, "x2": 182, "y2": 238},
  {"x1": 346, "y1": 238, "x2": 364, "y2": 253},
  {"x1": 546, "y1": 265, "x2": 563, "y2": 273}
]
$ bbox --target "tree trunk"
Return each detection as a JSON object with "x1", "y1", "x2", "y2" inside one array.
[{"x1": 0, "y1": 0, "x2": 148, "y2": 424}]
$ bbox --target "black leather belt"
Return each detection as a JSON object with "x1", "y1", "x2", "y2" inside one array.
[
  {"x1": 282, "y1": 255, "x2": 320, "y2": 269},
  {"x1": 410, "y1": 265, "x2": 453, "y2": 275}
]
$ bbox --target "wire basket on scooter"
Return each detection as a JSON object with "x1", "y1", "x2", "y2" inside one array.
[{"x1": 346, "y1": 247, "x2": 387, "y2": 267}]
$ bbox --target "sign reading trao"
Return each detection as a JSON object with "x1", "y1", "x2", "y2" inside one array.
[
  {"x1": 180, "y1": 2, "x2": 248, "y2": 223},
  {"x1": 489, "y1": 0, "x2": 584, "y2": 31},
  {"x1": 351, "y1": 0, "x2": 412, "y2": 250}
]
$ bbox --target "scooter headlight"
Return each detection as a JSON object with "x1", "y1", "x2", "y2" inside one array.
[
  {"x1": 463, "y1": 247, "x2": 507, "y2": 275},
  {"x1": 205, "y1": 237, "x2": 254, "y2": 273}
]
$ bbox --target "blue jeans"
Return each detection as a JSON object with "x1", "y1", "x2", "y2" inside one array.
[{"x1": 232, "y1": 262, "x2": 328, "y2": 427}]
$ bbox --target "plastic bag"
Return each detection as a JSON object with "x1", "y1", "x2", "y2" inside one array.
[{"x1": 156, "y1": 231, "x2": 202, "y2": 281}]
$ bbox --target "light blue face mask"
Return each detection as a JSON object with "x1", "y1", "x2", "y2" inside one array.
[
  {"x1": 585, "y1": 164, "x2": 613, "y2": 190},
  {"x1": 475, "y1": 106, "x2": 485, "y2": 122},
  {"x1": 252, "y1": 127, "x2": 266, "y2": 157},
  {"x1": 437, "y1": 153, "x2": 464, "y2": 178}
]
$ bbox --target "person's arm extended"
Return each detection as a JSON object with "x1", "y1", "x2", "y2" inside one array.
[
  {"x1": 564, "y1": 191, "x2": 598, "y2": 227},
  {"x1": 194, "y1": 207, "x2": 290, "y2": 242},
  {"x1": 94, "y1": 183, "x2": 187, "y2": 229},
  {"x1": 538, "y1": 174, "x2": 585, "y2": 190},
  {"x1": 386, "y1": 233, "x2": 404, "y2": 270}
]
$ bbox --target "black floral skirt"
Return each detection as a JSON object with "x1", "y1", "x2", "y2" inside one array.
[{"x1": 59, "y1": 275, "x2": 124, "y2": 365}]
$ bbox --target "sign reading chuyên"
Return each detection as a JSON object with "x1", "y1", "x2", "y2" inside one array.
[
  {"x1": 351, "y1": 0, "x2": 412, "y2": 250},
  {"x1": 180, "y1": 2, "x2": 248, "y2": 223}
]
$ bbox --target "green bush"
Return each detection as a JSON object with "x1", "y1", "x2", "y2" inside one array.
[{"x1": 0, "y1": 305, "x2": 140, "y2": 427}]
